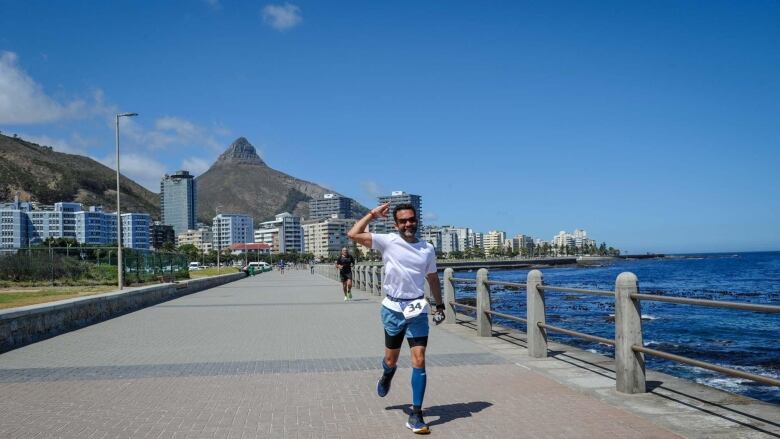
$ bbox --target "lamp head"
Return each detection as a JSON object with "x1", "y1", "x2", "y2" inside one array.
[{"x1": 117, "y1": 112, "x2": 139, "y2": 117}]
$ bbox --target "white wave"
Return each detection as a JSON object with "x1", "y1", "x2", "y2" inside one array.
[
  {"x1": 641, "y1": 314, "x2": 658, "y2": 320},
  {"x1": 697, "y1": 376, "x2": 746, "y2": 392}
]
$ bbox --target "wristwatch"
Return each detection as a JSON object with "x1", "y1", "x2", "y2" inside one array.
[{"x1": 435, "y1": 304, "x2": 445, "y2": 312}]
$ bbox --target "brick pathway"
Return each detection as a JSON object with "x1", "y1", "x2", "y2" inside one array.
[{"x1": 0, "y1": 269, "x2": 682, "y2": 438}]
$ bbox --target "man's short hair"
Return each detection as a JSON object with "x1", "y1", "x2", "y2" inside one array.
[{"x1": 393, "y1": 203, "x2": 417, "y2": 222}]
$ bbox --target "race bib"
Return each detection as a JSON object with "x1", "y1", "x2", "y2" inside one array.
[{"x1": 402, "y1": 298, "x2": 429, "y2": 320}]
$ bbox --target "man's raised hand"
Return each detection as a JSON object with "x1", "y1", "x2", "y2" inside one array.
[{"x1": 371, "y1": 202, "x2": 391, "y2": 219}]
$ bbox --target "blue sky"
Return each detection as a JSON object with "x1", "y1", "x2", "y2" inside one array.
[{"x1": 1, "y1": 1, "x2": 778, "y2": 254}]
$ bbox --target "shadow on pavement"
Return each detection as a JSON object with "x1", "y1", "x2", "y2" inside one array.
[{"x1": 385, "y1": 401, "x2": 493, "y2": 427}]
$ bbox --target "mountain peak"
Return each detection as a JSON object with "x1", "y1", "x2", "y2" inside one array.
[{"x1": 216, "y1": 137, "x2": 266, "y2": 166}]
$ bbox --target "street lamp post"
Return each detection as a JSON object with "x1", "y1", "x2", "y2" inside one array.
[
  {"x1": 115, "y1": 112, "x2": 138, "y2": 290},
  {"x1": 215, "y1": 205, "x2": 223, "y2": 273}
]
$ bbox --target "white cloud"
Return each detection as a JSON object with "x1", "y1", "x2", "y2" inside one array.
[
  {"x1": 181, "y1": 157, "x2": 211, "y2": 176},
  {"x1": 262, "y1": 3, "x2": 302, "y2": 31},
  {"x1": 143, "y1": 116, "x2": 223, "y2": 152},
  {"x1": 361, "y1": 180, "x2": 383, "y2": 198},
  {"x1": 423, "y1": 212, "x2": 439, "y2": 222},
  {"x1": 0, "y1": 51, "x2": 86, "y2": 124},
  {"x1": 98, "y1": 153, "x2": 168, "y2": 193}
]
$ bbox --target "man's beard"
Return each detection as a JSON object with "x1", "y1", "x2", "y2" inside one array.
[{"x1": 401, "y1": 226, "x2": 417, "y2": 237}]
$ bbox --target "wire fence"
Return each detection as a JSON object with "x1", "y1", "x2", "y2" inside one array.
[{"x1": 0, "y1": 247, "x2": 189, "y2": 286}]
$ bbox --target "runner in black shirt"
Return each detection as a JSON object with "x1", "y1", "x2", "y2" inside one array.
[{"x1": 336, "y1": 247, "x2": 355, "y2": 301}]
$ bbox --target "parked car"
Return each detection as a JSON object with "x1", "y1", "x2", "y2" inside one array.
[
  {"x1": 242, "y1": 261, "x2": 271, "y2": 274},
  {"x1": 188, "y1": 262, "x2": 203, "y2": 271}
]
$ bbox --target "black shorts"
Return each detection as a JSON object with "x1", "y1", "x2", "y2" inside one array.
[{"x1": 340, "y1": 272, "x2": 353, "y2": 283}]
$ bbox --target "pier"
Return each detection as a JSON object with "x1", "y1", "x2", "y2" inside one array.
[{"x1": 1, "y1": 269, "x2": 778, "y2": 438}]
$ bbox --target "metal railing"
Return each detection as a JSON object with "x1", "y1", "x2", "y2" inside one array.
[
  {"x1": 315, "y1": 263, "x2": 383, "y2": 296},
  {"x1": 0, "y1": 246, "x2": 189, "y2": 286},
  {"x1": 442, "y1": 268, "x2": 780, "y2": 394}
]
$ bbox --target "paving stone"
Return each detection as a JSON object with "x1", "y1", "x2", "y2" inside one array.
[{"x1": 0, "y1": 269, "x2": 758, "y2": 438}]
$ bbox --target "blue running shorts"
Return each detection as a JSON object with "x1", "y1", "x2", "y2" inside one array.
[{"x1": 381, "y1": 305, "x2": 429, "y2": 339}]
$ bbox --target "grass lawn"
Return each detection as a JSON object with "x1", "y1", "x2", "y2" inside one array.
[
  {"x1": 189, "y1": 267, "x2": 241, "y2": 278},
  {"x1": 0, "y1": 285, "x2": 117, "y2": 310},
  {"x1": 0, "y1": 268, "x2": 242, "y2": 310}
]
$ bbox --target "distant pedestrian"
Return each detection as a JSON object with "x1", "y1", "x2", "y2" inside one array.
[
  {"x1": 278, "y1": 259, "x2": 285, "y2": 275},
  {"x1": 336, "y1": 248, "x2": 355, "y2": 301},
  {"x1": 347, "y1": 202, "x2": 445, "y2": 434},
  {"x1": 310, "y1": 260, "x2": 315, "y2": 275}
]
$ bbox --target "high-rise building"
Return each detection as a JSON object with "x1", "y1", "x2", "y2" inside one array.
[
  {"x1": 374, "y1": 191, "x2": 423, "y2": 237},
  {"x1": 160, "y1": 170, "x2": 197, "y2": 236},
  {"x1": 255, "y1": 212, "x2": 303, "y2": 254},
  {"x1": 213, "y1": 213, "x2": 253, "y2": 252},
  {"x1": 301, "y1": 217, "x2": 355, "y2": 258},
  {"x1": 309, "y1": 194, "x2": 365, "y2": 220}
]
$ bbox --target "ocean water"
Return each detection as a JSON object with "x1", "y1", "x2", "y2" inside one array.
[{"x1": 447, "y1": 251, "x2": 780, "y2": 404}]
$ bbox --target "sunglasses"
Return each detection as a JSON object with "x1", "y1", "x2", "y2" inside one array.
[{"x1": 396, "y1": 217, "x2": 417, "y2": 224}]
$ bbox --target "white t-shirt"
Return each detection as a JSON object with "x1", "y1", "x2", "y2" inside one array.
[{"x1": 372, "y1": 233, "x2": 437, "y2": 306}]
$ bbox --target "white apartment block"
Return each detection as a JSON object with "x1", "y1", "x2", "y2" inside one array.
[
  {"x1": 483, "y1": 230, "x2": 506, "y2": 250},
  {"x1": 254, "y1": 227, "x2": 279, "y2": 252},
  {"x1": 553, "y1": 231, "x2": 575, "y2": 248},
  {"x1": 553, "y1": 229, "x2": 595, "y2": 249},
  {"x1": 177, "y1": 227, "x2": 213, "y2": 252},
  {"x1": 301, "y1": 217, "x2": 355, "y2": 258},
  {"x1": 213, "y1": 214, "x2": 254, "y2": 251},
  {"x1": 422, "y1": 226, "x2": 467, "y2": 254},
  {"x1": 255, "y1": 212, "x2": 303, "y2": 254}
]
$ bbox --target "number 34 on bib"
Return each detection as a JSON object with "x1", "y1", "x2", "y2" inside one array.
[{"x1": 402, "y1": 298, "x2": 429, "y2": 320}]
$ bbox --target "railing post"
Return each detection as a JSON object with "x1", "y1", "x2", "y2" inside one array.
[
  {"x1": 443, "y1": 268, "x2": 455, "y2": 324},
  {"x1": 615, "y1": 272, "x2": 646, "y2": 394},
  {"x1": 370, "y1": 266, "x2": 379, "y2": 295},
  {"x1": 380, "y1": 266, "x2": 386, "y2": 298},
  {"x1": 366, "y1": 265, "x2": 373, "y2": 294},
  {"x1": 476, "y1": 268, "x2": 492, "y2": 337},
  {"x1": 527, "y1": 269, "x2": 547, "y2": 358},
  {"x1": 356, "y1": 265, "x2": 363, "y2": 290}
]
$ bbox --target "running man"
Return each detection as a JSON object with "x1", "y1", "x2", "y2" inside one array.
[
  {"x1": 336, "y1": 248, "x2": 355, "y2": 301},
  {"x1": 347, "y1": 202, "x2": 446, "y2": 434}
]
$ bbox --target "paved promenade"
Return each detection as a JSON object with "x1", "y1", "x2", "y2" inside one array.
[{"x1": 0, "y1": 270, "x2": 777, "y2": 438}]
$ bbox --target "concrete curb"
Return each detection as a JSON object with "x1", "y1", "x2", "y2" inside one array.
[{"x1": 0, "y1": 272, "x2": 245, "y2": 353}]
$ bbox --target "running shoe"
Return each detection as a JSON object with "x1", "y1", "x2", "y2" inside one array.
[
  {"x1": 406, "y1": 412, "x2": 430, "y2": 434},
  {"x1": 376, "y1": 374, "x2": 392, "y2": 397},
  {"x1": 347, "y1": 292, "x2": 352, "y2": 300},
  {"x1": 344, "y1": 296, "x2": 348, "y2": 302}
]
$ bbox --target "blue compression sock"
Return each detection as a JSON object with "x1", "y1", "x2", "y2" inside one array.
[
  {"x1": 411, "y1": 367, "x2": 427, "y2": 409},
  {"x1": 382, "y1": 360, "x2": 397, "y2": 377}
]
